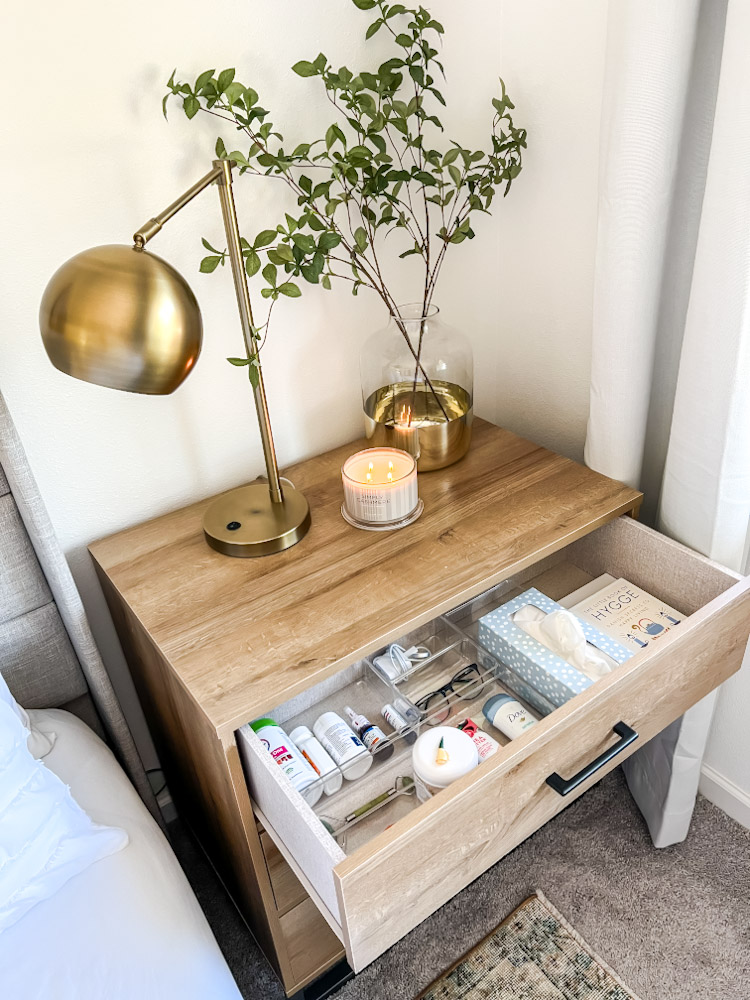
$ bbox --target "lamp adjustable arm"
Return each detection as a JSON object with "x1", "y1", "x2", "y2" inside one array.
[
  {"x1": 133, "y1": 160, "x2": 284, "y2": 505},
  {"x1": 133, "y1": 164, "x2": 223, "y2": 248}
]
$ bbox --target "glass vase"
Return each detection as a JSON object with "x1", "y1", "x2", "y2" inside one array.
[{"x1": 361, "y1": 304, "x2": 473, "y2": 471}]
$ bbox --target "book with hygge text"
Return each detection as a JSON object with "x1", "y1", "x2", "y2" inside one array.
[{"x1": 569, "y1": 577, "x2": 683, "y2": 653}]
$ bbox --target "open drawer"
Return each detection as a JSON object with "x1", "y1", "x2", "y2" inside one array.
[{"x1": 238, "y1": 516, "x2": 749, "y2": 972}]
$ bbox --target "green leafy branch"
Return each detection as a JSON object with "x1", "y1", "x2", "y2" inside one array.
[{"x1": 164, "y1": 0, "x2": 526, "y2": 417}]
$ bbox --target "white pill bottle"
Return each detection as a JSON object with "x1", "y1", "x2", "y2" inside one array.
[
  {"x1": 289, "y1": 725, "x2": 343, "y2": 796},
  {"x1": 313, "y1": 712, "x2": 372, "y2": 780}
]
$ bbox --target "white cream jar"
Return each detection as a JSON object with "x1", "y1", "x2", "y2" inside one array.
[{"x1": 411, "y1": 726, "x2": 479, "y2": 803}]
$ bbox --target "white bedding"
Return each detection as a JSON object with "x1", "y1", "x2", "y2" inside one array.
[{"x1": 0, "y1": 709, "x2": 243, "y2": 1000}]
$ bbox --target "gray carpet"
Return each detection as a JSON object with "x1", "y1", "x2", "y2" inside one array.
[{"x1": 171, "y1": 769, "x2": 750, "y2": 999}]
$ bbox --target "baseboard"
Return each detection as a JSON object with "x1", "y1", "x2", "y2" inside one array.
[{"x1": 699, "y1": 764, "x2": 750, "y2": 830}]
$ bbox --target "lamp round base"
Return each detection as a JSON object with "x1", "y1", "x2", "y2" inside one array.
[
  {"x1": 341, "y1": 498, "x2": 424, "y2": 532},
  {"x1": 203, "y1": 481, "x2": 311, "y2": 558}
]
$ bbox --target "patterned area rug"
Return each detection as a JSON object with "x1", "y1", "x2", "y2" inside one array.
[{"x1": 418, "y1": 892, "x2": 642, "y2": 1000}]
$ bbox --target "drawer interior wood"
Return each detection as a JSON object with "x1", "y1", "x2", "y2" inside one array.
[
  {"x1": 238, "y1": 516, "x2": 747, "y2": 971},
  {"x1": 259, "y1": 831, "x2": 308, "y2": 916},
  {"x1": 278, "y1": 897, "x2": 345, "y2": 989}
]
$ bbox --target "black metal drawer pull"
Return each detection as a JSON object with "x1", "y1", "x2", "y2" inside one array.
[{"x1": 545, "y1": 722, "x2": 638, "y2": 797}]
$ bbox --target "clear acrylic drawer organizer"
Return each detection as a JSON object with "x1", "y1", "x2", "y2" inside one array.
[{"x1": 256, "y1": 605, "x2": 555, "y2": 852}]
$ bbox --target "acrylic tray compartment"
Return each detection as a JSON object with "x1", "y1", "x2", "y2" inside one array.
[
  {"x1": 389, "y1": 637, "x2": 493, "y2": 722},
  {"x1": 368, "y1": 617, "x2": 466, "y2": 685},
  {"x1": 369, "y1": 621, "x2": 557, "y2": 723},
  {"x1": 316, "y1": 756, "x2": 419, "y2": 854},
  {"x1": 443, "y1": 562, "x2": 622, "y2": 715},
  {"x1": 378, "y1": 634, "x2": 553, "y2": 729}
]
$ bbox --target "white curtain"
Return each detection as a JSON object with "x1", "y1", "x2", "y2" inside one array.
[{"x1": 585, "y1": 0, "x2": 750, "y2": 846}]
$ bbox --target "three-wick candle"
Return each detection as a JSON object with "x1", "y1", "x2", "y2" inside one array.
[{"x1": 341, "y1": 447, "x2": 419, "y2": 527}]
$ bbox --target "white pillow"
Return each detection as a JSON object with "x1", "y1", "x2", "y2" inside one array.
[
  {"x1": 0, "y1": 697, "x2": 128, "y2": 932},
  {"x1": 0, "y1": 671, "x2": 55, "y2": 758}
]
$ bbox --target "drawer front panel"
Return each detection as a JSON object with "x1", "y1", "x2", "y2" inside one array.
[
  {"x1": 238, "y1": 727, "x2": 345, "y2": 925},
  {"x1": 334, "y1": 576, "x2": 750, "y2": 971}
]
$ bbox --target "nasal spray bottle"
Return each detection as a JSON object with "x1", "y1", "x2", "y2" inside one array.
[{"x1": 345, "y1": 706, "x2": 394, "y2": 760}]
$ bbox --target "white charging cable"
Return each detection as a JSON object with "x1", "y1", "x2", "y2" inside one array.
[{"x1": 373, "y1": 643, "x2": 431, "y2": 682}]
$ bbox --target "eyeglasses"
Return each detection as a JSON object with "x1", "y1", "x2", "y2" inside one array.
[{"x1": 414, "y1": 663, "x2": 487, "y2": 725}]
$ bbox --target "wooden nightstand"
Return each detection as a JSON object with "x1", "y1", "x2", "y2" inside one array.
[{"x1": 90, "y1": 419, "x2": 749, "y2": 996}]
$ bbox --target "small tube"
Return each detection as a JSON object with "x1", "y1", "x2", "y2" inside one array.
[{"x1": 382, "y1": 703, "x2": 417, "y2": 744}]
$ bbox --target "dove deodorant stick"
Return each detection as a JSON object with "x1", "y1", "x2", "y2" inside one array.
[{"x1": 482, "y1": 694, "x2": 539, "y2": 740}]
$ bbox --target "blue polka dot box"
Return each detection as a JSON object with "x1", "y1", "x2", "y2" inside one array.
[{"x1": 478, "y1": 588, "x2": 634, "y2": 708}]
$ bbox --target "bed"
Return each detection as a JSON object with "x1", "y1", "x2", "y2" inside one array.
[{"x1": 0, "y1": 391, "x2": 243, "y2": 1000}]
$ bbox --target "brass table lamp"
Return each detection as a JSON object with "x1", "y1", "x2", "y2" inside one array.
[{"x1": 39, "y1": 160, "x2": 310, "y2": 557}]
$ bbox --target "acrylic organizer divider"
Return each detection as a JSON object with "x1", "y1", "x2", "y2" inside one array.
[{"x1": 258, "y1": 612, "x2": 554, "y2": 855}]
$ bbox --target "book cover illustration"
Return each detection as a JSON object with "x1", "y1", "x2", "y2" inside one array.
[{"x1": 570, "y1": 577, "x2": 683, "y2": 652}]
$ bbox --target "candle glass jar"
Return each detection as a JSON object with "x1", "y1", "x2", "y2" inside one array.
[
  {"x1": 361, "y1": 304, "x2": 473, "y2": 472},
  {"x1": 341, "y1": 447, "x2": 422, "y2": 531}
]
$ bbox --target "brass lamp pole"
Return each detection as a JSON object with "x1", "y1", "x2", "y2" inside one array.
[{"x1": 39, "y1": 160, "x2": 310, "y2": 557}]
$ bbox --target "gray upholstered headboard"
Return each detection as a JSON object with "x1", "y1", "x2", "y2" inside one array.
[
  {"x1": 0, "y1": 454, "x2": 92, "y2": 720},
  {"x1": 0, "y1": 390, "x2": 158, "y2": 819}
]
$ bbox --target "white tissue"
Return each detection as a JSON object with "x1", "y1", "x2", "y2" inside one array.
[{"x1": 511, "y1": 606, "x2": 616, "y2": 680}]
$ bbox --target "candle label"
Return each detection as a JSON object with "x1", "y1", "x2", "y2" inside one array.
[{"x1": 347, "y1": 488, "x2": 413, "y2": 522}]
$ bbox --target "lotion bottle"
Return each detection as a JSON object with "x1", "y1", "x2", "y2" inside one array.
[{"x1": 250, "y1": 718, "x2": 322, "y2": 805}]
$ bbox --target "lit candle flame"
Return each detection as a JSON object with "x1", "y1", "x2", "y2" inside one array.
[
  {"x1": 387, "y1": 460, "x2": 393, "y2": 482},
  {"x1": 366, "y1": 460, "x2": 373, "y2": 483}
]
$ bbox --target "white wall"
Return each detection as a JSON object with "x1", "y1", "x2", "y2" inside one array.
[
  {"x1": 701, "y1": 650, "x2": 750, "y2": 828},
  {"x1": 1, "y1": 0, "x2": 608, "y2": 765},
  {"x1": 701, "y1": 693, "x2": 750, "y2": 827}
]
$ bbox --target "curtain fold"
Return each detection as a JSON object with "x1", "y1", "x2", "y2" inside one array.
[
  {"x1": 659, "y1": 0, "x2": 750, "y2": 570},
  {"x1": 585, "y1": 0, "x2": 749, "y2": 846},
  {"x1": 585, "y1": 0, "x2": 726, "y2": 509}
]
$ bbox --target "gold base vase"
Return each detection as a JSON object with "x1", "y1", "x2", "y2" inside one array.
[{"x1": 361, "y1": 304, "x2": 473, "y2": 471}]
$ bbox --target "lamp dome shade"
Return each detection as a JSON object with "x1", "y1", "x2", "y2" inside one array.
[{"x1": 40, "y1": 244, "x2": 203, "y2": 395}]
